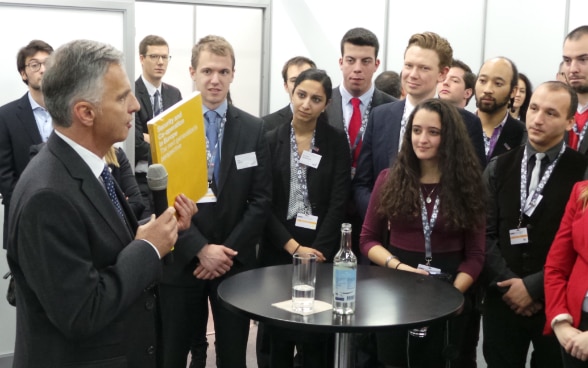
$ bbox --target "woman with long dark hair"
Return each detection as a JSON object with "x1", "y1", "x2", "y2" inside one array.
[
  {"x1": 360, "y1": 98, "x2": 486, "y2": 367},
  {"x1": 510, "y1": 73, "x2": 533, "y2": 122},
  {"x1": 258, "y1": 68, "x2": 350, "y2": 367}
]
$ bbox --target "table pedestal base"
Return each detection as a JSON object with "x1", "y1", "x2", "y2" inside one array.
[{"x1": 334, "y1": 332, "x2": 354, "y2": 368}]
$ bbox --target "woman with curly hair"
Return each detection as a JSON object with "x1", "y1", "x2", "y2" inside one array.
[{"x1": 360, "y1": 98, "x2": 486, "y2": 367}]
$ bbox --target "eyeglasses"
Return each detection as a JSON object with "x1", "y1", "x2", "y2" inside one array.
[
  {"x1": 145, "y1": 54, "x2": 171, "y2": 62},
  {"x1": 25, "y1": 60, "x2": 47, "y2": 72}
]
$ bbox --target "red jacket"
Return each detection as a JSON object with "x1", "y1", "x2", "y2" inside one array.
[{"x1": 544, "y1": 181, "x2": 588, "y2": 334}]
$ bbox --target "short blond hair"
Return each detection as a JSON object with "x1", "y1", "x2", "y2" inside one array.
[
  {"x1": 406, "y1": 32, "x2": 452, "y2": 71},
  {"x1": 191, "y1": 35, "x2": 235, "y2": 70}
]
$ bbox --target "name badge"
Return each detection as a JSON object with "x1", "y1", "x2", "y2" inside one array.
[
  {"x1": 523, "y1": 192, "x2": 543, "y2": 217},
  {"x1": 197, "y1": 187, "x2": 217, "y2": 203},
  {"x1": 417, "y1": 264, "x2": 442, "y2": 275},
  {"x1": 509, "y1": 227, "x2": 528, "y2": 245},
  {"x1": 235, "y1": 152, "x2": 258, "y2": 170},
  {"x1": 299, "y1": 151, "x2": 322, "y2": 169},
  {"x1": 295, "y1": 213, "x2": 318, "y2": 230}
]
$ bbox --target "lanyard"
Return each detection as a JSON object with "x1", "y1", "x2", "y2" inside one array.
[
  {"x1": 344, "y1": 98, "x2": 372, "y2": 152},
  {"x1": 572, "y1": 120, "x2": 588, "y2": 150},
  {"x1": 290, "y1": 123, "x2": 315, "y2": 213},
  {"x1": 205, "y1": 112, "x2": 227, "y2": 181},
  {"x1": 419, "y1": 189, "x2": 440, "y2": 266},
  {"x1": 518, "y1": 144, "x2": 565, "y2": 226}
]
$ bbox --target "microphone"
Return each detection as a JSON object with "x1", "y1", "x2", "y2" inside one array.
[
  {"x1": 147, "y1": 164, "x2": 168, "y2": 217},
  {"x1": 147, "y1": 164, "x2": 173, "y2": 264}
]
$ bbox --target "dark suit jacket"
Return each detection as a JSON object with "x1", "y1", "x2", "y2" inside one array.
[
  {"x1": 488, "y1": 114, "x2": 527, "y2": 159},
  {"x1": 325, "y1": 87, "x2": 396, "y2": 131},
  {"x1": 111, "y1": 147, "x2": 145, "y2": 219},
  {"x1": 483, "y1": 145, "x2": 587, "y2": 301},
  {"x1": 353, "y1": 99, "x2": 487, "y2": 218},
  {"x1": 260, "y1": 119, "x2": 351, "y2": 265},
  {"x1": 262, "y1": 104, "x2": 292, "y2": 132},
  {"x1": 0, "y1": 93, "x2": 43, "y2": 248},
  {"x1": 7, "y1": 133, "x2": 162, "y2": 367},
  {"x1": 163, "y1": 104, "x2": 272, "y2": 285},
  {"x1": 134, "y1": 77, "x2": 182, "y2": 165}
]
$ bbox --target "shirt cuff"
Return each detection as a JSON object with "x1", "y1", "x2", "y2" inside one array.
[
  {"x1": 140, "y1": 238, "x2": 161, "y2": 259},
  {"x1": 551, "y1": 313, "x2": 573, "y2": 329}
]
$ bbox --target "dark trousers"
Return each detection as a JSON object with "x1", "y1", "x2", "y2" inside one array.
[
  {"x1": 159, "y1": 277, "x2": 251, "y2": 368},
  {"x1": 159, "y1": 283, "x2": 209, "y2": 368},
  {"x1": 561, "y1": 311, "x2": 588, "y2": 368},
  {"x1": 482, "y1": 289, "x2": 562, "y2": 368}
]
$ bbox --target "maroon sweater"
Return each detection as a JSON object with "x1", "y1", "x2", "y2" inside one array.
[{"x1": 360, "y1": 169, "x2": 485, "y2": 280}]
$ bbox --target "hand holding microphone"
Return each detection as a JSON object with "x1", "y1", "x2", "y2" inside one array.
[{"x1": 147, "y1": 164, "x2": 175, "y2": 264}]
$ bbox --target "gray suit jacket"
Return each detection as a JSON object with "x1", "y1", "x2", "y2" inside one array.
[
  {"x1": 134, "y1": 77, "x2": 182, "y2": 164},
  {"x1": 7, "y1": 133, "x2": 162, "y2": 367},
  {"x1": 325, "y1": 86, "x2": 396, "y2": 131}
]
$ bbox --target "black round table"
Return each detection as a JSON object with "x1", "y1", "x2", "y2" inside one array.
[{"x1": 218, "y1": 264, "x2": 464, "y2": 367}]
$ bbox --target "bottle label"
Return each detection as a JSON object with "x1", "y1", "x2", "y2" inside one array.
[{"x1": 333, "y1": 268, "x2": 356, "y2": 302}]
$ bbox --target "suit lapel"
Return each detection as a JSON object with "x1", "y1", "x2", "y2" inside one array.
[
  {"x1": 136, "y1": 78, "x2": 153, "y2": 119},
  {"x1": 327, "y1": 88, "x2": 344, "y2": 130},
  {"x1": 17, "y1": 94, "x2": 43, "y2": 144},
  {"x1": 217, "y1": 106, "x2": 240, "y2": 194},
  {"x1": 49, "y1": 135, "x2": 133, "y2": 243},
  {"x1": 578, "y1": 133, "x2": 588, "y2": 155},
  {"x1": 276, "y1": 123, "x2": 291, "y2": 204},
  {"x1": 388, "y1": 100, "x2": 406, "y2": 157}
]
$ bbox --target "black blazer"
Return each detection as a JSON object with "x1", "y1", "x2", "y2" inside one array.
[
  {"x1": 489, "y1": 114, "x2": 527, "y2": 159},
  {"x1": 134, "y1": 77, "x2": 182, "y2": 164},
  {"x1": 260, "y1": 119, "x2": 351, "y2": 265},
  {"x1": 262, "y1": 104, "x2": 292, "y2": 132},
  {"x1": 0, "y1": 93, "x2": 44, "y2": 248},
  {"x1": 7, "y1": 133, "x2": 162, "y2": 367},
  {"x1": 163, "y1": 104, "x2": 272, "y2": 285}
]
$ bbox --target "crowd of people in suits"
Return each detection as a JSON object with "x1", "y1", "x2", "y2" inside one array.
[{"x1": 3, "y1": 22, "x2": 588, "y2": 368}]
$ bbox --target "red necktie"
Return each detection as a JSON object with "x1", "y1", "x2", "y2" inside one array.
[{"x1": 349, "y1": 98, "x2": 362, "y2": 166}]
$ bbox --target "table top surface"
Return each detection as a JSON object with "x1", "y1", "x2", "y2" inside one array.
[{"x1": 218, "y1": 264, "x2": 464, "y2": 333}]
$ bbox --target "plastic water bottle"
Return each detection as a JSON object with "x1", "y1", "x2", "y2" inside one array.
[{"x1": 333, "y1": 223, "x2": 357, "y2": 314}]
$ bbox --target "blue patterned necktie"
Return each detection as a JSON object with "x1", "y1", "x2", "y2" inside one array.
[
  {"x1": 153, "y1": 90, "x2": 162, "y2": 117},
  {"x1": 205, "y1": 110, "x2": 220, "y2": 181},
  {"x1": 100, "y1": 165, "x2": 125, "y2": 220}
]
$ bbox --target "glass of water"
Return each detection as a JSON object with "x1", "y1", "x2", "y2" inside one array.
[{"x1": 292, "y1": 253, "x2": 317, "y2": 313}]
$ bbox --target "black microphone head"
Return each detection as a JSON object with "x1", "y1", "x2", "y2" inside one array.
[{"x1": 147, "y1": 164, "x2": 168, "y2": 191}]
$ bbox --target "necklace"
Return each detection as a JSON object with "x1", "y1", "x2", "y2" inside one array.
[{"x1": 422, "y1": 184, "x2": 438, "y2": 204}]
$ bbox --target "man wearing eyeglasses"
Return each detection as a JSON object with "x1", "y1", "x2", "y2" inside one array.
[
  {"x1": 0, "y1": 39, "x2": 54, "y2": 250},
  {"x1": 135, "y1": 35, "x2": 182, "y2": 219}
]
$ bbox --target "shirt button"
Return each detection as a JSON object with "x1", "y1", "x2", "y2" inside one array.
[
  {"x1": 146, "y1": 345, "x2": 156, "y2": 355},
  {"x1": 145, "y1": 300, "x2": 154, "y2": 310}
]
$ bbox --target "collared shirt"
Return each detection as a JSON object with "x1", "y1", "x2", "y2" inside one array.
[
  {"x1": 141, "y1": 75, "x2": 162, "y2": 111},
  {"x1": 203, "y1": 99, "x2": 229, "y2": 162},
  {"x1": 340, "y1": 84, "x2": 375, "y2": 131},
  {"x1": 54, "y1": 130, "x2": 160, "y2": 258},
  {"x1": 524, "y1": 140, "x2": 564, "y2": 181},
  {"x1": 578, "y1": 102, "x2": 588, "y2": 115},
  {"x1": 482, "y1": 112, "x2": 509, "y2": 157},
  {"x1": 28, "y1": 92, "x2": 52, "y2": 142}
]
